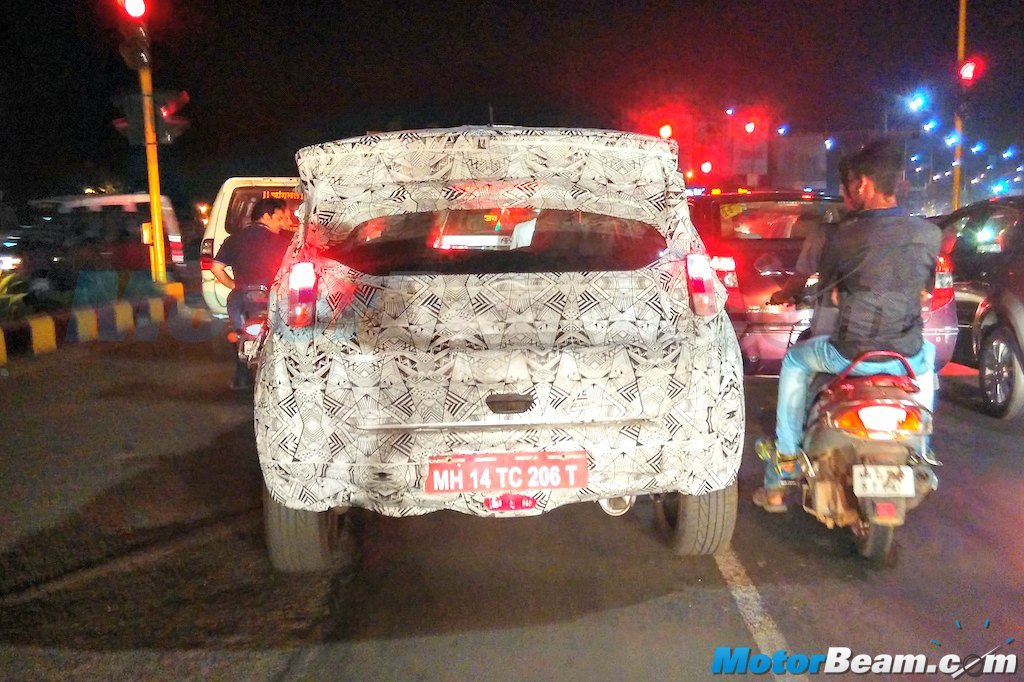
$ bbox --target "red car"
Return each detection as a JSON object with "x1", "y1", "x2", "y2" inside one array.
[{"x1": 687, "y1": 190, "x2": 958, "y2": 375}]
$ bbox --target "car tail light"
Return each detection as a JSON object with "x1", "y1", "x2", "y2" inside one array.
[
  {"x1": 832, "y1": 403, "x2": 929, "y2": 440},
  {"x1": 685, "y1": 254, "x2": 720, "y2": 316},
  {"x1": 200, "y1": 238, "x2": 214, "y2": 270},
  {"x1": 169, "y1": 235, "x2": 185, "y2": 264},
  {"x1": 929, "y1": 254, "x2": 954, "y2": 310},
  {"x1": 709, "y1": 255, "x2": 739, "y2": 289},
  {"x1": 287, "y1": 261, "x2": 317, "y2": 327}
]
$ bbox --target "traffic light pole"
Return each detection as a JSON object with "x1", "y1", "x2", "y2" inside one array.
[
  {"x1": 137, "y1": 64, "x2": 168, "y2": 283},
  {"x1": 952, "y1": 0, "x2": 966, "y2": 211}
]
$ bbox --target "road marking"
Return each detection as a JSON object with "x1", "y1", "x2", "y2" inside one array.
[
  {"x1": 715, "y1": 547, "x2": 809, "y2": 681},
  {"x1": 0, "y1": 510, "x2": 259, "y2": 608}
]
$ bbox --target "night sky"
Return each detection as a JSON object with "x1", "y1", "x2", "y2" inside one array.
[{"x1": 2, "y1": 0, "x2": 1022, "y2": 210}]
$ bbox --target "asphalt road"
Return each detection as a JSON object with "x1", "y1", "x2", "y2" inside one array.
[{"x1": 1, "y1": 323, "x2": 1022, "y2": 681}]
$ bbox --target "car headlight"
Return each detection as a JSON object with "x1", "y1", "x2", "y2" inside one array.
[{"x1": 0, "y1": 255, "x2": 23, "y2": 271}]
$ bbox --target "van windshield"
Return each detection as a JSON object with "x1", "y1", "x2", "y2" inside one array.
[
  {"x1": 322, "y1": 208, "x2": 667, "y2": 275},
  {"x1": 225, "y1": 187, "x2": 303, "y2": 235}
]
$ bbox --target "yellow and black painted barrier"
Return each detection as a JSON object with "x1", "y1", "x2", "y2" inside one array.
[{"x1": 0, "y1": 284, "x2": 187, "y2": 367}]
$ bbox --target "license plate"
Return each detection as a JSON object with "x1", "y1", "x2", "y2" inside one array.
[
  {"x1": 852, "y1": 464, "x2": 916, "y2": 498},
  {"x1": 425, "y1": 450, "x2": 588, "y2": 494}
]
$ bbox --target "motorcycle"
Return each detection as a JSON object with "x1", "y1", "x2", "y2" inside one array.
[
  {"x1": 786, "y1": 351, "x2": 940, "y2": 562},
  {"x1": 226, "y1": 285, "x2": 270, "y2": 389}
]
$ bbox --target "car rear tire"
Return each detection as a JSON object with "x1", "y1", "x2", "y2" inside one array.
[
  {"x1": 978, "y1": 326, "x2": 1024, "y2": 419},
  {"x1": 263, "y1": 486, "x2": 346, "y2": 573},
  {"x1": 654, "y1": 482, "x2": 737, "y2": 556}
]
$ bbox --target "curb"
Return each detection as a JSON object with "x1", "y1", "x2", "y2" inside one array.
[{"x1": 0, "y1": 290, "x2": 188, "y2": 367}]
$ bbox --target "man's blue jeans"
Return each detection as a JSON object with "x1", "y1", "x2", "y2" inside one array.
[{"x1": 774, "y1": 336, "x2": 937, "y2": 457}]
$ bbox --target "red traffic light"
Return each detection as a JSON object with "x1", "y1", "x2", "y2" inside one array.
[
  {"x1": 958, "y1": 57, "x2": 983, "y2": 86},
  {"x1": 120, "y1": 0, "x2": 146, "y2": 19}
]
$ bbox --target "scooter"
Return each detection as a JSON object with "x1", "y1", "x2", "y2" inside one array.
[
  {"x1": 226, "y1": 285, "x2": 270, "y2": 388},
  {"x1": 789, "y1": 351, "x2": 940, "y2": 562}
]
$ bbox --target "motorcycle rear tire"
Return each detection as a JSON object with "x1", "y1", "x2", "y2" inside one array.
[{"x1": 856, "y1": 522, "x2": 895, "y2": 563}]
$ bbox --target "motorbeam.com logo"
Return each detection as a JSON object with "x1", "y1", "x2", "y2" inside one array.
[{"x1": 711, "y1": 645, "x2": 1017, "y2": 677}]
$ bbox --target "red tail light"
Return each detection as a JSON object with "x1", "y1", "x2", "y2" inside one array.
[
  {"x1": 832, "y1": 403, "x2": 930, "y2": 440},
  {"x1": 709, "y1": 255, "x2": 739, "y2": 289},
  {"x1": 929, "y1": 254, "x2": 954, "y2": 310},
  {"x1": 243, "y1": 319, "x2": 265, "y2": 337},
  {"x1": 685, "y1": 254, "x2": 720, "y2": 316},
  {"x1": 287, "y1": 261, "x2": 317, "y2": 327},
  {"x1": 200, "y1": 238, "x2": 214, "y2": 270}
]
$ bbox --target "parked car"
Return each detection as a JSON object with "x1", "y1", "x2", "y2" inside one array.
[
  {"x1": 687, "y1": 190, "x2": 958, "y2": 374},
  {"x1": 973, "y1": 272, "x2": 1024, "y2": 418},
  {"x1": 0, "y1": 193, "x2": 186, "y2": 295},
  {"x1": 933, "y1": 196, "x2": 1024, "y2": 361},
  {"x1": 200, "y1": 177, "x2": 301, "y2": 316},
  {"x1": 251, "y1": 126, "x2": 746, "y2": 572}
]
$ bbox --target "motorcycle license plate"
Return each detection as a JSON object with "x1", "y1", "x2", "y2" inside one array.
[{"x1": 852, "y1": 465, "x2": 915, "y2": 498}]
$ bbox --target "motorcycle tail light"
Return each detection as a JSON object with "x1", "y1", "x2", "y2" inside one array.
[
  {"x1": 243, "y1": 318, "x2": 265, "y2": 337},
  {"x1": 833, "y1": 403, "x2": 929, "y2": 440},
  {"x1": 287, "y1": 261, "x2": 317, "y2": 327},
  {"x1": 685, "y1": 253, "x2": 720, "y2": 316}
]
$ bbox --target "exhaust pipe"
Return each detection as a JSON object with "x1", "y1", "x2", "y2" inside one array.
[{"x1": 598, "y1": 495, "x2": 636, "y2": 516}]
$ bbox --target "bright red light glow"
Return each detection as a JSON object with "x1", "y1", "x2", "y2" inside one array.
[
  {"x1": 744, "y1": 122, "x2": 756, "y2": 134},
  {"x1": 123, "y1": 0, "x2": 146, "y2": 19},
  {"x1": 958, "y1": 58, "x2": 983, "y2": 85},
  {"x1": 700, "y1": 161, "x2": 713, "y2": 174},
  {"x1": 659, "y1": 124, "x2": 673, "y2": 139}
]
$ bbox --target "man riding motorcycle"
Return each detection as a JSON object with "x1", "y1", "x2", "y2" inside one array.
[
  {"x1": 754, "y1": 139, "x2": 941, "y2": 512},
  {"x1": 209, "y1": 198, "x2": 294, "y2": 389}
]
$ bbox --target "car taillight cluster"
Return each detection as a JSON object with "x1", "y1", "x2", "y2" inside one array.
[
  {"x1": 832, "y1": 403, "x2": 930, "y2": 440},
  {"x1": 200, "y1": 238, "x2": 214, "y2": 270},
  {"x1": 685, "y1": 254, "x2": 720, "y2": 317},
  {"x1": 287, "y1": 261, "x2": 317, "y2": 327},
  {"x1": 930, "y1": 254, "x2": 954, "y2": 310},
  {"x1": 709, "y1": 255, "x2": 739, "y2": 289}
]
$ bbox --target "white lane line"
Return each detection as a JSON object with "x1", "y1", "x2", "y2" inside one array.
[{"x1": 715, "y1": 547, "x2": 809, "y2": 682}]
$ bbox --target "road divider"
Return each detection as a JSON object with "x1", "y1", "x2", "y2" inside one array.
[{"x1": 0, "y1": 293, "x2": 190, "y2": 368}]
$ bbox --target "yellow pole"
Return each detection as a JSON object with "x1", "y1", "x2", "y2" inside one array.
[
  {"x1": 138, "y1": 65, "x2": 167, "y2": 284},
  {"x1": 952, "y1": 0, "x2": 967, "y2": 210}
]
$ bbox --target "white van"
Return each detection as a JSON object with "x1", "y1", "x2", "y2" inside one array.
[
  {"x1": 20, "y1": 193, "x2": 185, "y2": 289},
  {"x1": 200, "y1": 177, "x2": 301, "y2": 316}
]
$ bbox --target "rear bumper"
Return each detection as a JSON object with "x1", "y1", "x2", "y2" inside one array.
[{"x1": 254, "y1": 315, "x2": 746, "y2": 517}]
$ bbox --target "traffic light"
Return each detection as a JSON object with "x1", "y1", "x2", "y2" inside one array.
[
  {"x1": 117, "y1": 0, "x2": 147, "y2": 22},
  {"x1": 113, "y1": 90, "x2": 190, "y2": 145},
  {"x1": 958, "y1": 57, "x2": 983, "y2": 87},
  {"x1": 115, "y1": 0, "x2": 150, "y2": 69}
]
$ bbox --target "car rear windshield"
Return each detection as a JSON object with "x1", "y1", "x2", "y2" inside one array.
[
  {"x1": 321, "y1": 208, "x2": 667, "y2": 275},
  {"x1": 719, "y1": 200, "x2": 844, "y2": 240}
]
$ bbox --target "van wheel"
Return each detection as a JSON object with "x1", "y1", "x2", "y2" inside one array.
[
  {"x1": 978, "y1": 326, "x2": 1024, "y2": 419},
  {"x1": 263, "y1": 486, "x2": 346, "y2": 573},
  {"x1": 654, "y1": 482, "x2": 737, "y2": 556}
]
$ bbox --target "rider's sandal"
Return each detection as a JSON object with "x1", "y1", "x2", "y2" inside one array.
[{"x1": 753, "y1": 487, "x2": 788, "y2": 513}]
